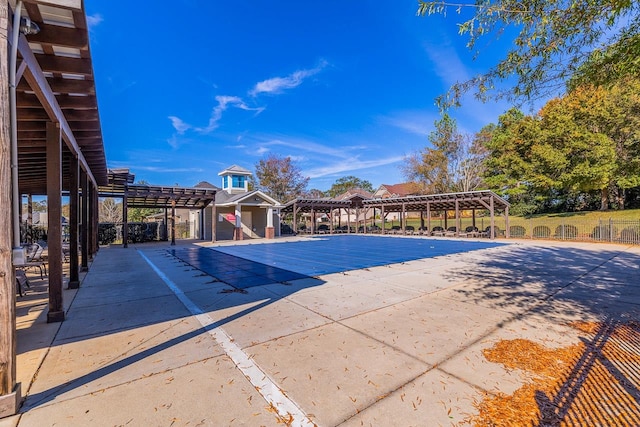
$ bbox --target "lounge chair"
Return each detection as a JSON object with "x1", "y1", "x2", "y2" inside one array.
[
  {"x1": 404, "y1": 225, "x2": 415, "y2": 235},
  {"x1": 317, "y1": 224, "x2": 330, "y2": 234},
  {"x1": 431, "y1": 226, "x2": 445, "y2": 236},
  {"x1": 478, "y1": 226, "x2": 499, "y2": 238},
  {"x1": 390, "y1": 225, "x2": 402, "y2": 235},
  {"x1": 459, "y1": 226, "x2": 479, "y2": 237},
  {"x1": 444, "y1": 226, "x2": 458, "y2": 237}
]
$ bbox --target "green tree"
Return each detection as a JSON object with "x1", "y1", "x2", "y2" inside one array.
[
  {"x1": 484, "y1": 79, "x2": 640, "y2": 212},
  {"x1": 255, "y1": 154, "x2": 309, "y2": 203},
  {"x1": 325, "y1": 176, "x2": 374, "y2": 198},
  {"x1": 404, "y1": 114, "x2": 486, "y2": 193},
  {"x1": 127, "y1": 180, "x2": 162, "y2": 222},
  {"x1": 417, "y1": 1, "x2": 640, "y2": 108}
]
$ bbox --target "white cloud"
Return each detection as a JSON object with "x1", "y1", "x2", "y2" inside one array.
[
  {"x1": 196, "y1": 95, "x2": 264, "y2": 134},
  {"x1": 86, "y1": 13, "x2": 103, "y2": 30},
  {"x1": 423, "y1": 41, "x2": 471, "y2": 89},
  {"x1": 381, "y1": 110, "x2": 439, "y2": 137},
  {"x1": 250, "y1": 60, "x2": 329, "y2": 96},
  {"x1": 168, "y1": 116, "x2": 190, "y2": 134},
  {"x1": 304, "y1": 156, "x2": 405, "y2": 179}
]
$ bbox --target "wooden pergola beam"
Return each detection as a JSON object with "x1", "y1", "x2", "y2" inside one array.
[
  {"x1": 27, "y1": 23, "x2": 88, "y2": 49},
  {"x1": 15, "y1": 21, "x2": 97, "y2": 188}
]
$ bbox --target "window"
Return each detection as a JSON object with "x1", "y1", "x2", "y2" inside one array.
[
  {"x1": 232, "y1": 175, "x2": 245, "y2": 188},
  {"x1": 222, "y1": 175, "x2": 229, "y2": 188}
]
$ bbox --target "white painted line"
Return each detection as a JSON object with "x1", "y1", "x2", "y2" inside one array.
[{"x1": 139, "y1": 250, "x2": 316, "y2": 427}]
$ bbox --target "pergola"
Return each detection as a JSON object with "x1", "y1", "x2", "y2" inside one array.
[
  {"x1": 363, "y1": 190, "x2": 511, "y2": 238},
  {"x1": 282, "y1": 190, "x2": 510, "y2": 238},
  {"x1": 99, "y1": 169, "x2": 217, "y2": 246},
  {"x1": 2, "y1": 0, "x2": 107, "y2": 415},
  {"x1": 281, "y1": 198, "x2": 352, "y2": 234}
]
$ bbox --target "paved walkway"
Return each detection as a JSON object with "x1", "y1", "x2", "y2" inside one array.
[{"x1": 2, "y1": 237, "x2": 640, "y2": 426}]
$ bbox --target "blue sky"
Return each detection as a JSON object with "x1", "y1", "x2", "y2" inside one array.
[{"x1": 86, "y1": 1, "x2": 513, "y2": 192}]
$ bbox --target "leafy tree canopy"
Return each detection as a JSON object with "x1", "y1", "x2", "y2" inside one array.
[
  {"x1": 255, "y1": 154, "x2": 310, "y2": 202},
  {"x1": 325, "y1": 176, "x2": 374, "y2": 198},
  {"x1": 403, "y1": 114, "x2": 486, "y2": 193},
  {"x1": 418, "y1": 1, "x2": 640, "y2": 108}
]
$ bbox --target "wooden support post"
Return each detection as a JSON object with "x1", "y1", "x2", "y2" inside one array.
[
  {"x1": 401, "y1": 203, "x2": 406, "y2": 234},
  {"x1": 68, "y1": 155, "x2": 79, "y2": 288},
  {"x1": 381, "y1": 206, "x2": 385, "y2": 235},
  {"x1": 426, "y1": 202, "x2": 431, "y2": 234},
  {"x1": 490, "y1": 196, "x2": 495, "y2": 240},
  {"x1": 87, "y1": 184, "x2": 95, "y2": 259},
  {"x1": 293, "y1": 203, "x2": 298, "y2": 233},
  {"x1": 211, "y1": 202, "x2": 216, "y2": 242},
  {"x1": 122, "y1": 186, "x2": 128, "y2": 248},
  {"x1": 27, "y1": 194, "x2": 32, "y2": 243},
  {"x1": 455, "y1": 200, "x2": 460, "y2": 236},
  {"x1": 0, "y1": 2, "x2": 21, "y2": 412},
  {"x1": 505, "y1": 206, "x2": 510, "y2": 238},
  {"x1": 171, "y1": 200, "x2": 176, "y2": 245},
  {"x1": 46, "y1": 122, "x2": 64, "y2": 323},
  {"x1": 93, "y1": 188, "x2": 98, "y2": 254},
  {"x1": 80, "y1": 169, "x2": 89, "y2": 271}
]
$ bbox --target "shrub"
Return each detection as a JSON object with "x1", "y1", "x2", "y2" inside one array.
[
  {"x1": 98, "y1": 223, "x2": 118, "y2": 245},
  {"x1": 533, "y1": 226, "x2": 551, "y2": 238},
  {"x1": 591, "y1": 225, "x2": 618, "y2": 241},
  {"x1": 619, "y1": 226, "x2": 640, "y2": 243},
  {"x1": 510, "y1": 225, "x2": 526, "y2": 237},
  {"x1": 554, "y1": 224, "x2": 578, "y2": 239}
]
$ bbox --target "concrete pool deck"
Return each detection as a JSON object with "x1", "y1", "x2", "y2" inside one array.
[{"x1": 3, "y1": 236, "x2": 640, "y2": 426}]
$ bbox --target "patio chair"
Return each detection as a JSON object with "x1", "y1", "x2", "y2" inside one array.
[
  {"x1": 417, "y1": 226, "x2": 429, "y2": 235},
  {"x1": 15, "y1": 269, "x2": 30, "y2": 297},
  {"x1": 404, "y1": 225, "x2": 415, "y2": 235},
  {"x1": 15, "y1": 243, "x2": 47, "y2": 279}
]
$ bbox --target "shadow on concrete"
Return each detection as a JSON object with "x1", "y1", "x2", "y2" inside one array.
[
  {"x1": 535, "y1": 318, "x2": 640, "y2": 425},
  {"x1": 21, "y1": 243, "x2": 327, "y2": 410},
  {"x1": 442, "y1": 244, "x2": 640, "y2": 424}
]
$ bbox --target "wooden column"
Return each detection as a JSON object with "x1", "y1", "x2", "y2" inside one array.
[
  {"x1": 0, "y1": 1, "x2": 21, "y2": 412},
  {"x1": 293, "y1": 204, "x2": 298, "y2": 233},
  {"x1": 455, "y1": 199, "x2": 460, "y2": 236},
  {"x1": 87, "y1": 183, "x2": 94, "y2": 259},
  {"x1": 27, "y1": 194, "x2": 32, "y2": 243},
  {"x1": 401, "y1": 203, "x2": 406, "y2": 234},
  {"x1": 92, "y1": 187, "x2": 99, "y2": 254},
  {"x1": 426, "y1": 202, "x2": 431, "y2": 234},
  {"x1": 46, "y1": 122, "x2": 64, "y2": 323},
  {"x1": 381, "y1": 206, "x2": 385, "y2": 235},
  {"x1": 68, "y1": 155, "x2": 79, "y2": 288},
  {"x1": 211, "y1": 202, "x2": 217, "y2": 242},
  {"x1": 122, "y1": 185, "x2": 128, "y2": 248},
  {"x1": 80, "y1": 168, "x2": 89, "y2": 272},
  {"x1": 171, "y1": 200, "x2": 176, "y2": 245},
  {"x1": 490, "y1": 196, "x2": 495, "y2": 240},
  {"x1": 505, "y1": 206, "x2": 510, "y2": 238}
]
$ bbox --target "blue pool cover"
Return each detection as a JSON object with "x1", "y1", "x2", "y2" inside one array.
[{"x1": 171, "y1": 235, "x2": 504, "y2": 289}]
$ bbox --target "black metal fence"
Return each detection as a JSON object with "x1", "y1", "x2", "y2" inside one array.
[{"x1": 491, "y1": 218, "x2": 640, "y2": 245}]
